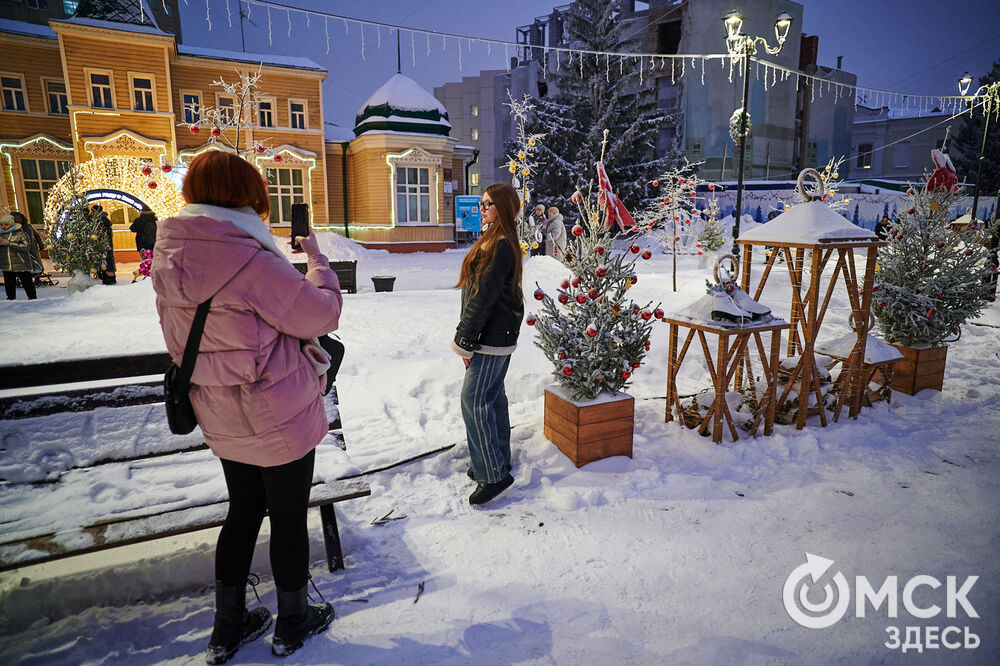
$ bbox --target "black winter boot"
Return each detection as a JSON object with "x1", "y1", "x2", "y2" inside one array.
[
  {"x1": 272, "y1": 582, "x2": 334, "y2": 657},
  {"x1": 205, "y1": 581, "x2": 272, "y2": 664}
]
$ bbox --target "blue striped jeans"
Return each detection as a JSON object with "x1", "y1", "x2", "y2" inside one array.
[{"x1": 461, "y1": 353, "x2": 512, "y2": 484}]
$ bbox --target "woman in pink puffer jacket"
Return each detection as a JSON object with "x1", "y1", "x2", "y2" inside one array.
[{"x1": 152, "y1": 151, "x2": 341, "y2": 662}]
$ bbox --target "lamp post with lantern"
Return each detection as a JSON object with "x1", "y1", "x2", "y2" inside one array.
[
  {"x1": 722, "y1": 9, "x2": 793, "y2": 261},
  {"x1": 958, "y1": 72, "x2": 1000, "y2": 289}
]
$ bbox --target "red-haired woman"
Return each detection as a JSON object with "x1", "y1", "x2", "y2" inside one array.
[
  {"x1": 452, "y1": 183, "x2": 524, "y2": 505},
  {"x1": 152, "y1": 150, "x2": 342, "y2": 662}
]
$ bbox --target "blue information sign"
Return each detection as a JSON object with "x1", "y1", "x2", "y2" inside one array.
[{"x1": 455, "y1": 195, "x2": 481, "y2": 232}]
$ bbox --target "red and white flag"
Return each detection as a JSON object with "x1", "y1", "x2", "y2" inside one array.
[{"x1": 596, "y1": 161, "x2": 635, "y2": 231}]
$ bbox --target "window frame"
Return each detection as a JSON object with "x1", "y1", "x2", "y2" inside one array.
[
  {"x1": 180, "y1": 89, "x2": 201, "y2": 124},
  {"x1": 215, "y1": 92, "x2": 237, "y2": 123},
  {"x1": 470, "y1": 127, "x2": 479, "y2": 141},
  {"x1": 857, "y1": 143, "x2": 873, "y2": 169},
  {"x1": 19, "y1": 157, "x2": 72, "y2": 226},
  {"x1": 128, "y1": 72, "x2": 156, "y2": 112},
  {"x1": 470, "y1": 104, "x2": 479, "y2": 116},
  {"x1": 288, "y1": 98, "x2": 307, "y2": 129},
  {"x1": 42, "y1": 77, "x2": 68, "y2": 115},
  {"x1": 395, "y1": 166, "x2": 432, "y2": 225},
  {"x1": 266, "y1": 166, "x2": 306, "y2": 225},
  {"x1": 256, "y1": 96, "x2": 276, "y2": 128},
  {"x1": 0, "y1": 73, "x2": 28, "y2": 112},
  {"x1": 893, "y1": 141, "x2": 911, "y2": 169},
  {"x1": 85, "y1": 68, "x2": 116, "y2": 109}
]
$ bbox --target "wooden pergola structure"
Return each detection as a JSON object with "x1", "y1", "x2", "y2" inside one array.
[{"x1": 735, "y1": 180, "x2": 884, "y2": 429}]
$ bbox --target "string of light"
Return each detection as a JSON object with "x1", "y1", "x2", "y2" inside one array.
[{"x1": 176, "y1": 0, "x2": 995, "y2": 114}]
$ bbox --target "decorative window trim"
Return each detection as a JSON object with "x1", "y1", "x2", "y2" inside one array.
[
  {"x1": 288, "y1": 98, "x2": 308, "y2": 130},
  {"x1": 256, "y1": 95, "x2": 277, "y2": 128},
  {"x1": 180, "y1": 89, "x2": 201, "y2": 124},
  {"x1": 84, "y1": 68, "x2": 116, "y2": 109},
  {"x1": 127, "y1": 72, "x2": 157, "y2": 112},
  {"x1": 386, "y1": 147, "x2": 441, "y2": 226},
  {"x1": 0, "y1": 72, "x2": 29, "y2": 112},
  {"x1": 41, "y1": 77, "x2": 67, "y2": 115}
]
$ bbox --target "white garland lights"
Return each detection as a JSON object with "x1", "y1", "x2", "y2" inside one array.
[{"x1": 169, "y1": 0, "x2": 998, "y2": 121}]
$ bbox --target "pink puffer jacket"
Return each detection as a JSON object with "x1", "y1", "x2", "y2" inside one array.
[{"x1": 152, "y1": 212, "x2": 342, "y2": 467}]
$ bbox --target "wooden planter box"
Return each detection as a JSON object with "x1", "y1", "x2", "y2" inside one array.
[
  {"x1": 543, "y1": 387, "x2": 634, "y2": 467},
  {"x1": 891, "y1": 344, "x2": 947, "y2": 395}
]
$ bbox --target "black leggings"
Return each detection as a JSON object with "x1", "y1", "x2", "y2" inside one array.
[
  {"x1": 3, "y1": 271, "x2": 36, "y2": 300},
  {"x1": 216, "y1": 449, "x2": 315, "y2": 591}
]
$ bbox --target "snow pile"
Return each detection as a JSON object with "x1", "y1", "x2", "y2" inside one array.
[
  {"x1": 357, "y1": 73, "x2": 448, "y2": 115},
  {"x1": 739, "y1": 201, "x2": 876, "y2": 244},
  {"x1": 276, "y1": 230, "x2": 388, "y2": 263}
]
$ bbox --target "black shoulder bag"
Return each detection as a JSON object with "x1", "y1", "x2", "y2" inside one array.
[{"x1": 164, "y1": 298, "x2": 213, "y2": 435}]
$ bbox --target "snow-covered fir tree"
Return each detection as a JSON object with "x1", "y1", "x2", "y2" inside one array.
[
  {"x1": 528, "y1": 144, "x2": 660, "y2": 400},
  {"x1": 698, "y1": 198, "x2": 726, "y2": 254},
  {"x1": 45, "y1": 171, "x2": 108, "y2": 276},
  {"x1": 516, "y1": 0, "x2": 680, "y2": 212},
  {"x1": 873, "y1": 178, "x2": 997, "y2": 347}
]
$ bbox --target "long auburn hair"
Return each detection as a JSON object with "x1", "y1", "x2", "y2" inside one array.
[{"x1": 457, "y1": 183, "x2": 522, "y2": 295}]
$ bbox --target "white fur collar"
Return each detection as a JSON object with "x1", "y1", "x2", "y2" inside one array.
[{"x1": 177, "y1": 203, "x2": 289, "y2": 263}]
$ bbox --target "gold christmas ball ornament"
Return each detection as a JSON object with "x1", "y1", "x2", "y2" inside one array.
[
  {"x1": 91, "y1": 234, "x2": 99, "y2": 241},
  {"x1": 67, "y1": 233, "x2": 75, "y2": 240},
  {"x1": 520, "y1": 241, "x2": 529, "y2": 250},
  {"x1": 517, "y1": 152, "x2": 526, "y2": 160},
  {"x1": 508, "y1": 165, "x2": 517, "y2": 174},
  {"x1": 521, "y1": 250, "x2": 528, "y2": 258},
  {"x1": 531, "y1": 242, "x2": 539, "y2": 249},
  {"x1": 528, "y1": 139, "x2": 536, "y2": 147},
  {"x1": 521, "y1": 168, "x2": 530, "y2": 176},
  {"x1": 833, "y1": 172, "x2": 839, "y2": 179}
]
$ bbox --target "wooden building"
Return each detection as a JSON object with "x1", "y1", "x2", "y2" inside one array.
[{"x1": 1, "y1": 2, "x2": 471, "y2": 260}]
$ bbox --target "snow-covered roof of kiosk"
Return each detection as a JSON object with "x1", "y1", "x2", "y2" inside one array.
[
  {"x1": 354, "y1": 74, "x2": 451, "y2": 137},
  {"x1": 738, "y1": 200, "x2": 876, "y2": 245}
]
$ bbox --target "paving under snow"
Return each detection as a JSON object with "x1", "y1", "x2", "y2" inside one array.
[{"x1": 1, "y1": 242, "x2": 998, "y2": 664}]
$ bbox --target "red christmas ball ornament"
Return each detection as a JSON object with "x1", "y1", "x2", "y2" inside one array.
[
  {"x1": 725, "y1": 283, "x2": 734, "y2": 293},
  {"x1": 678, "y1": 178, "x2": 685, "y2": 184},
  {"x1": 630, "y1": 276, "x2": 638, "y2": 285},
  {"x1": 587, "y1": 288, "x2": 599, "y2": 300},
  {"x1": 926, "y1": 308, "x2": 935, "y2": 317},
  {"x1": 632, "y1": 304, "x2": 641, "y2": 314},
  {"x1": 586, "y1": 325, "x2": 598, "y2": 338},
  {"x1": 684, "y1": 220, "x2": 690, "y2": 225},
  {"x1": 654, "y1": 308, "x2": 664, "y2": 319},
  {"x1": 629, "y1": 244, "x2": 640, "y2": 254},
  {"x1": 906, "y1": 188, "x2": 915, "y2": 195},
  {"x1": 674, "y1": 236, "x2": 680, "y2": 242},
  {"x1": 533, "y1": 288, "x2": 545, "y2": 301},
  {"x1": 907, "y1": 208, "x2": 915, "y2": 215},
  {"x1": 696, "y1": 243, "x2": 702, "y2": 249},
  {"x1": 673, "y1": 216, "x2": 680, "y2": 222},
  {"x1": 576, "y1": 293, "x2": 587, "y2": 304},
  {"x1": 708, "y1": 184, "x2": 715, "y2": 191},
  {"x1": 936, "y1": 242, "x2": 945, "y2": 248},
  {"x1": 937, "y1": 293, "x2": 944, "y2": 300},
  {"x1": 571, "y1": 225, "x2": 584, "y2": 236},
  {"x1": 596, "y1": 266, "x2": 607, "y2": 277},
  {"x1": 688, "y1": 191, "x2": 695, "y2": 197},
  {"x1": 641, "y1": 250, "x2": 652, "y2": 260},
  {"x1": 571, "y1": 277, "x2": 581, "y2": 288},
  {"x1": 644, "y1": 341, "x2": 651, "y2": 351},
  {"x1": 872, "y1": 286, "x2": 878, "y2": 292},
  {"x1": 562, "y1": 365, "x2": 573, "y2": 376},
  {"x1": 141, "y1": 165, "x2": 152, "y2": 176},
  {"x1": 621, "y1": 370, "x2": 632, "y2": 379},
  {"x1": 189, "y1": 125, "x2": 200, "y2": 134},
  {"x1": 256, "y1": 145, "x2": 265, "y2": 154},
  {"x1": 632, "y1": 361, "x2": 641, "y2": 369},
  {"x1": 919, "y1": 261, "x2": 926, "y2": 270},
  {"x1": 594, "y1": 245, "x2": 605, "y2": 255},
  {"x1": 571, "y1": 191, "x2": 583, "y2": 204},
  {"x1": 526, "y1": 314, "x2": 537, "y2": 326},
  {"x1": 691, "y1": 209, "x2": 698, "y2": 215},
  {"x1": 878, "y1": 301, "x2": 886, "y2": 308},
  {"x1": 147, "y1": 180, "x2": 157, "y2": 189},
  {"x1": 965, "y1": 249, "x2": 974, "y2": 256},
  {"x1": 640, "y1": 309, "x2": 652, "y2": 320},
  {"x1": 663, "y1": 196, "x2": 670, "y2": 204},
  {"x1": 559, "y1": 352, "x2": 566, "y2": 360},
  {"x1": 161, "y1": 163, "x2": 172, "y2": 173},
  {"x1": 560, "y1": 279, "x2": 571, "y2": 289},
  {"x1": 952, "y1": 327, "x2": 959, "y2": 335},
  {"x1": 659, "y1": 202, "x2": 666, "y2": 209},
  {"x1": 988, "y1": 296, "x2": 996, "y2": 302},
  {"x1": 652, "y1": 180, "x2": 659, "y2": 188},
  {"x1": 273, "y1": 154, "x2": 283, "y2": 162},
  {"x1": 697, "y1": 251, "x2": 704, "y2": 256},
  {"x1": 211, "y1": 126, "x2": 221, "y2": 137},
  {"x1": 558, "y1": 293, "x2": 570, "y2": 304}
]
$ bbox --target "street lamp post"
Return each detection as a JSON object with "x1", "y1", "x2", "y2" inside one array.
[
  {"x1": 722, "y1": 9, "x2": 793, "y2": 262},
  {"x1": 957, "y1": 73, "x2": 1000, "y2": 289}
]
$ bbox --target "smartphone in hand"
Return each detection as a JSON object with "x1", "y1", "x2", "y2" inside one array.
[{"x1": 290, "y1": 203, "x2": 310, "y2": 252}]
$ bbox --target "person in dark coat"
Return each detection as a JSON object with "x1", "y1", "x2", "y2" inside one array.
[
  {"x1": 875, "y1": 215, "x2": 891, "y2": 241},
  {"x1": 452, "y1": 183, "x2": 524, "y2": 506},
  {"x1": 0, "y1": 212, "x2": 38, "y2": 299},
  {"x1": 130, "y1": 206, "x2": 157, "y2": 257},
  {"x1": 92, "y1": 204, "x2": 116, "y2": 285}
]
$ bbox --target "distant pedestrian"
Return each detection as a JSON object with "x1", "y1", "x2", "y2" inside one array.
[
  {"x1": 875, "y1": 214, "x2": 891, "y2": 240},
  {"x1": 544, "y1": 206, "x2": 567, "y2": 258},
  {"x1": 0, "y1": 212, "x2": 38, "y2": 300},
  {"x1": 92, "y1": 204, "x2": 116, "y2": 285},
  {"x1": 129, "y1": 206, "x2": 157, "y2": 255}
]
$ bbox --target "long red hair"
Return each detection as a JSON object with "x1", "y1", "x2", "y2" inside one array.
[
  {"x1": 457, "y1": 183, "x2": 522, "y2": 295},
  {"x1": 182, "y1": 150, "x2": 270, "y2": 218}
]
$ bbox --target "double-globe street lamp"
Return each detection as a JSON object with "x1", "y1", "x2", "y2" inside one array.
[
  {"x1": 957, "y1": 73, "x2": 1000, "y2": 288},
  {"x1": 722, "y1": 9, "x2": 793, "y2": 261}
]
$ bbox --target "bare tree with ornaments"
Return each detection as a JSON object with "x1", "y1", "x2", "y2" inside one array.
[
  {"x1": 635, "y1": 161, "x2": 719, "y2": 292},
  {"x1": 505, "y1": 93, "x2": 546, "y2": 255},
  {"x1": 527, "y1": 131, "x2": 660, "y2": 401},
  {"x1": 873, "y1": 166, "x2": 997, "y2": 348},
  {"x1": 185, "y1": 66, "x2": 280, "y2": 160}
]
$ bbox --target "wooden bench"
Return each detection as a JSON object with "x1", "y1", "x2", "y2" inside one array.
[
  {"x1": 0, "y1": 353, "x2": 370, "y2": 573},
  {"x1": 292, "y1": 260, "x2": 357, "y2": 294}
]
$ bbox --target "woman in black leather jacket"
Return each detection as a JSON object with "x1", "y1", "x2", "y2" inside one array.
[{"x1": 452, "y1": 183, "x2": 524, "y2": 505}]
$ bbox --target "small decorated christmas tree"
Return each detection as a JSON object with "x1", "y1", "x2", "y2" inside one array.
[
  {"x1": 697, "y1": 199, "x2": 726, "y2": 254},
  {"x1": 46, "y1": 173, "x2": 108, "y2": 277},
  {"x1": 528, "y1": 132, "x2": 659, "y2": 400},
  {"x1": 873, "y1": 162, "x2": 997, "y2": 347}
]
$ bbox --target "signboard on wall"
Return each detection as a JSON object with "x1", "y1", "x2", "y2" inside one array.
[{"x1": 455, "y1": 195, "x2": 481, "y2": 232}]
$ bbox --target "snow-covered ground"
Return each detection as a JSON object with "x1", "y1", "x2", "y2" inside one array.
[{"x1": 1, "y1": 240, "x2": 998, "y2": 665}]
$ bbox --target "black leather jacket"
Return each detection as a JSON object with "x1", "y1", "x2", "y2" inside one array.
[{"x1": 456, "y1": 241, "x2": 524, "y2": 347}]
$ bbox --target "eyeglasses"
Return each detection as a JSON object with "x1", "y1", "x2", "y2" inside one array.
[{"x1": 478, "y1": 200, "x2": 495, "y2": 211}]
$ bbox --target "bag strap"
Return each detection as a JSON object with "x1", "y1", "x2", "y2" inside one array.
[{"x1": 176, "y1": 298, "x2": 213, "y2": 392}]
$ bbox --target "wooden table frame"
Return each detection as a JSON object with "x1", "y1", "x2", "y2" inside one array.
[
  {"x1": 737, "y1": 239, "x2": 883, "y2": 429},
  {"x1": 664, "y1": 316, "x2": 789, "y2": 443}
]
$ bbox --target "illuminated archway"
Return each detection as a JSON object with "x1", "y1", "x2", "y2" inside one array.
[{"x1": 44, "y1": 156, "x2": 185, "y2": 224}]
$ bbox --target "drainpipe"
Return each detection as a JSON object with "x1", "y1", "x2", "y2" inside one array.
[
  {"x1": 464, "y1": 148, "x2": 480, "y2": 194},
  {"x1": 340, "y1": 141, "x2": 350, "y2": 238}
]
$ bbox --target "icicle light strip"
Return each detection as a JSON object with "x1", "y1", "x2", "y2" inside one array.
[
  {"x1": 266, "y1": 6, "x2": 271, "y2": 46},
  {"x1": 360, "y1": 23, "x2": 365, "y2": 60},
  {"x1": 287, "y1": 8, "x2": 292, "y2": 38},
  {"x1": 204, "y1": 0, "x2": 211, "y2": 32},
  {"x1": 222, "y1": 1, "x2": 984, "y2": 108},
  {"x1": 225, "y1": 0, "x2": 232, "y2": 28},
  {"x1": 412, "y1": 32, "x2": 416, "y2": 67},
  {"x1": 325, "y1": 16, "x2": 330, "y2": 54}
]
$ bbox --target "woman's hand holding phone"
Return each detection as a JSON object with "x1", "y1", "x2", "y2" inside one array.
[{"x1": 293, "y1": 233, "x2": 321, "y2": 257}]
